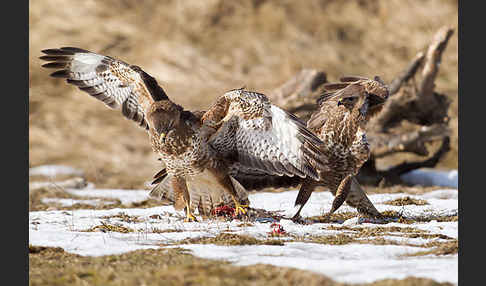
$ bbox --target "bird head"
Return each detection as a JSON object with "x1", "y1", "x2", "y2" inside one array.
[
  {"x1": 362, "y1": 76, "x2": 389, "y2": 119},
  {"x1": 148, "y1": 100, "x2": 183, "y2": 142},
  {"x1": 334, "y1": 76, "x2": 389, "y2": 119},
  {"x1": 337, "y1": 93, "x2": 369, "y2": 117},
  {"x1": 213, "y1": 88, "x2": 269, "y2": 126}
]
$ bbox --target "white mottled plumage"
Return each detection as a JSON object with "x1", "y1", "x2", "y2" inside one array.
[
  {"x1": 41, "y1": 47, "x2": 328, "y2": 221},
  {"x1": 205, "y1": 89, "x2": 329, "y2": 181}
]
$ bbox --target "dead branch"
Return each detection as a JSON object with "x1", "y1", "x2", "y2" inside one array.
[
  {"x1": 384, "y1": 137, "x2": 451, "y2": 177},
  {"x1": 419, "y1": 26, "x2": 455, "y2": 98},
  {"x1": 370, "y1": 26, "x2": 454, "y2": 132},
  {"x1": 268, "y1": 26, "x2": 455, "y2": 186},
  {"x1": 269, "y1": 69, "x2": 327, "y2": 121},
  {"x1": 369, "y1": 123, "x2": 450, "y2": 158},
  {"x1": 388, "y1": 51, "x2": 424, "y2": 96}
]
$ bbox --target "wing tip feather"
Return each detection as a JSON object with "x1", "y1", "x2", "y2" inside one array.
[{"x1": 49, "y1": 70, "x2": 70, "y2": 78}]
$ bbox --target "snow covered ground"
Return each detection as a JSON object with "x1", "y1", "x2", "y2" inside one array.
[{"x1": 29, "y1": 167, "x2": 458, "y2": 285}]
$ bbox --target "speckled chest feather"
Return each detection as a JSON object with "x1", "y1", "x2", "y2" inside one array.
[
  {"x1": 314, "y1": 109, "x2": 370, "y2": 188},
  {"x1": 149, "y1": 121, "x2": 211, "y2": 177}
]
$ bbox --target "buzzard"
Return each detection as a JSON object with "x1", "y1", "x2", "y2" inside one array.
[
  {"x1": 289, "y1": 76, "x2": 390, "y2": 221},
  {"x1": 40, "y1": 47, "x2": 328, "y2": 222},
  {"x1": 210, "y1": 76, "x2": 389, "y2": 222},
  {"x1": 152, "y1": 76, "x2": 390, "y2": 222}
]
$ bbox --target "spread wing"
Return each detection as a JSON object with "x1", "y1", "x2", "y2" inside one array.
[
  {"x1": 40, "y1": 47, "x2": 170, "y2": 129},
  {"x1": 228, "y1": 164, "x2": 303, "y2": 190},
  {"x1": 203, "y1": 89, "x2": 329, "y2": 181}
]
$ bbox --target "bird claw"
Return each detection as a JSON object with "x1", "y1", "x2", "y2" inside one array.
[
  {"x1": 184, "y1": 213, "x2": 198, "y2": 222},
  {"x1": 233, "y1": 204, "x2": 249, "y2": 216},
  {"x1": 291, "y1": 215, "x2": 312, "y2": 225}
]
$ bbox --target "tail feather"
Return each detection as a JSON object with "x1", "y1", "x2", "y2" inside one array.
[
  {"x1": 148, "y1": 171, "x2": 186, "y2": 209},
  {"x1": 151, "y1": 168, "x2": 167, "y2": 185},
  {"x1": 150, "y1": 169, "x2": 249, "y2": 216}
]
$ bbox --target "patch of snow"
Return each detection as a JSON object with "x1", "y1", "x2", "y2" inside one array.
[
  {"x1": 29, "y1": 229, "x2": 160, "y2": 257},
  {"x1": 29, "y1": 165, "x2": 84, "y2": 178},
  {"x1": 65, "y1": 189, "x2": 150, "y2": 205},
  {"x1": 29, "y1": 187, "x2": 458, "y2": 285},
  {"x1": 177, "y1": 243, "x2": 457, "y2": 285},
  {"x1": 421, "y1": 189, "x2": 458, "y2": 200},
  {"x1": 41, "y1": 198, "x2": 115, "y2": 207},
  {"x1": 401, "y1": 168, "x2": 458, "y2": 189},
  {"x1": 413, "y1": 221, "x2": 458, "y2": 239}
]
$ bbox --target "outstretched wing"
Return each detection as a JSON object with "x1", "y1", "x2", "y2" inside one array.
[
  {"x1": 40, "y1": 47, "x2": 169, "y2": 129},
  {"x1": 203, "y1": 89, "x2": 329, "y2": 181}
]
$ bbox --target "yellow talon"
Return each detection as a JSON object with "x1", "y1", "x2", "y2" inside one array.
[
  {"x1": 184, "y1": 212, "x2": 198, "y2": 222},
  {"x1": 234, "y1": 202, "x2": 249, "y2": 216},
  {"x1": 184, "y1": 203, "x2": 198, "y2": 222}
]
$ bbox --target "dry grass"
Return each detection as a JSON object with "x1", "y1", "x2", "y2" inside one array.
[
  {"x1": 307, "y1": 211, "x2": 358, "y2": 223},
  {"x1": 29, "y1": 246, "x2": 455, "y2": 286},
  {"x1": 361, "y1": 185, "x2": 444, "y2": 195},
  {"x1": 177, "y1": 232, "x2": 285, "y2": 246},
  {"x1": 28, "y1": 183, "x2": 164, "y2": 211},
  {"x1": 383, "y1": 197, "x2": 429, "y2": 206},
  {"x1": 29, "y1": 0, "x2": 458, "y2": 189},
  {"x1": 82, "y1": 221, "x2": 135, "y2": 234},
  {"x1": 289, "y1": 224, "x2": 457, "y2": 251},
  {"x1": 403, "y1": 241, "x2": 458, "y2": 257}
]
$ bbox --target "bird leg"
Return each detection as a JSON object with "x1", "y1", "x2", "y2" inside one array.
[
  {"x1": 232, "y1": 196, "x2": 249, "y2": 217},
  {"x1": 291, "y1": 180, "x2": 316, "y2": 224},
  {"x1": 208, "y1": 167, "x2": 248, "y2": 217},
  {"x1": 322, "y1": 174, "x2": 353, "y2": 219},
  {"x1": 345, "y1": 176, "x2": 383, "y2": 219},
  {"x1": 172, "y1": 176, "x2": 198, "y2": 222},
  {"x1": 184, "y1": 202, "x2": 198, "y2": 222}
]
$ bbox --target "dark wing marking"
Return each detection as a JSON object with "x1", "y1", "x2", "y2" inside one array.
[{"x1": 228, "y1": 163, "x2": 303, "y2": 190}]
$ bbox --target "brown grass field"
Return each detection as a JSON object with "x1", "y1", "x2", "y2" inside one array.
[{"x1": 29, "y1": 1, "x2": 458, "y2": 285}]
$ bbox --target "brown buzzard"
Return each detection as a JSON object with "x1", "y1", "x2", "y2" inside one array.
[
  {"x1": 152, "y1": 76, "x2": 389, "y2": 222},
  {"x1": 40, "y1": 47, "x2": 328, "y2": 221},
  {"x1": 290, "y1": 76, "x2": 389, "y2": 221},
  {"x1": 216, "y1": 76, "x2": 389, "y2": 221}
]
